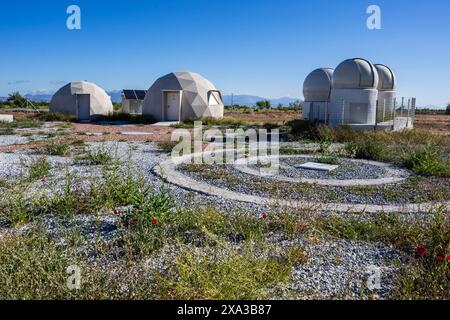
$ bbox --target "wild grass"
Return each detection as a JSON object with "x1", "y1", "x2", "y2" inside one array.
[
  {"x1": 156, "y1": 239, "x2": 296, "y2": 300},
  {"x1": 41, "y1": 140, "x2": 70, "y2": 156},
  {"x1": 313, "y1": 208, "x2": 450, "y2": 300},
  {"x1": 75, "y1": 147, "x2": 112, "y2": 166},
  {"x1": 27, "y1": 157, "x2": 51, "y2": 181}
]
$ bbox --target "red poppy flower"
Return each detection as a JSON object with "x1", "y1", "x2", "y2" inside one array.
[
  {"x1": 446, "y1": 254, "x2": 450, "y2": 262},
  {"x1": 262, "y1": 213, "x2": 268, "y2": 219},
  {"x1": 151, "y1": 218, "x2": 158, "y2": 225},
  {"x1": 437, "y1": 255, "x2": 443, "y2": 262},
  {"x1": 113, "y1": 208, "x2": 120, "y2": 216},
  {"x1": 416, "y1": 245, "x2": 427, "y2": 257}
]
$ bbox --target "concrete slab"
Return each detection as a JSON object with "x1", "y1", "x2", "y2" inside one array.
[
  {"x1": 0, "y1": 115, "x2": 14, "y2": 123},
  {"x1": 296, "y1": 162, "x2": 339, "y2": 172},
  {"x1": 152, "y1": 121, "x2": 179, "y2": 127}
]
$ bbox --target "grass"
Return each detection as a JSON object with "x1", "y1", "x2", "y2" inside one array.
[
  {"x1": 75, "y1": 147, "x2": 113, "y2": 166},
  {"x1": 156, "y1": 239, "x2": 296, "y2": 299},
  {"x1": 313, "y1": 208, "x2": 450, "y2": 300},
  {"x1": 403, "y1": 145, "x2": 450, "y2": 177},
  {"x1": 38, "y1": 112, "x2": 77, "y2": 122},
  {"x1": 41, "y1": 140, "x2": 70, "y2": 156},
  {"x1": 27, "y1": 157, "x2": 51, "y2": 180}
]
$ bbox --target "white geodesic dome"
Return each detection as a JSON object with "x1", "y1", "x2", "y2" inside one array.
[
  {"x1": 332, "y1": 58, "x2": 379, "y2": 89},
  {"x1": 303, "y1": 68, "x2": 334, "y2": 102},
  {"x1": 142, "y1": 72, "x2": 224, "y2": 122},
  {"x1": 50, "y1": 81, "x2": 113, "y2": 119}
]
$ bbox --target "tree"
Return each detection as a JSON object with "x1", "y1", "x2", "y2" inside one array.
[
  {"x1": 256, "y1": 100, "x2": 271, "y2": 109},
  {"x1": 446, "y1": 104, "x2": 450, "y2": 115},
  {"x1": 7, "y1": 91, "x2": 26, "y2": 107}
]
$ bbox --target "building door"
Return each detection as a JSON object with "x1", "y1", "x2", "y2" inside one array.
[
  {"x1": 166, "y1": 92, "x2": 180, "y2": 121},
  {"x1": 77, "y1": 94, "x2": 91, "y2": 121}
]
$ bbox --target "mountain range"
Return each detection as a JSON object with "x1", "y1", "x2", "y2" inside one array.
[
  {"x1": 1, "y1": 92, "x2": 445, "y2": 109},
  {"x1": 222, "y1": 95, "x2": 300, "y2": 107},
  {"x1": 10, "y1": 91, "x2": 301, "y2": 107}
]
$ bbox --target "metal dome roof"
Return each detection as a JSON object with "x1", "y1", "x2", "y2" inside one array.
[
  {"x1": 332, "y1": 58, "x2": 379, "y2": 89},
  {"x1": 375, "y1": 64, "x2": 396, "y2": 91},
  {"x1": 303, "y1": 68, "x2": 334, "y2": 102}
]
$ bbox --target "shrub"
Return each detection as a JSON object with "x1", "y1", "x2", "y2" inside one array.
[
  {"x1": 317, "y1": 155, "x2": 340, "y2": 165},
  {"x1": 345, "y1": 139, "x2": 385, "y2": 161},
  {"x1": 403, "y1": 145, "x2": 450, "y2": 177}
]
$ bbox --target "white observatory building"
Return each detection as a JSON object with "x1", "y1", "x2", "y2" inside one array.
[
  {"x1": 328, "y1": 58, "x2": 379, "y2": 126},
  {"x1": 302, "y1": 68, "x2": 334, "y2": 122},
  {"x1": 302, "y1": 58, "x2": 412, "y2": 131},
  {"x1": 375, "y1": 64, "x2": 396, "y2": 117}
]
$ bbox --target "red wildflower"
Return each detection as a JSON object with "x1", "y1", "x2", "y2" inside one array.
[
  {"x1": 446, "y1": 254, "x2": 450, "y2": 262},
  {"x1": 129, "y1": 219, "x2": 138, "y2": 226},
  {"x1": 113, "y1": 208, "x2": 120, "y2": 216},
  {"x1": 437, "y1": 255, "x2": 443, "y2": 262},
  {"x1": 262, "y1": 213, "x2": 268, "y2": 219},
  {"x1": 416, "y1": 245, "x2": 427, "y2": 257},
  {"x1": 151, "y1": 218, "x2": 158, "y2": 225}
]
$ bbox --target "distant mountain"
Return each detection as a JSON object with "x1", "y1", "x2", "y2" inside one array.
[
  {"x1": 0, "y1": 96, "x2": 6, "y2": 102},
  {"x1": 21, "y1": 91, "x2": 301, "y2": 106},
  {"x1": 222, "y1": 95, "x2": 300, "y2": 107},
  {"x1": 107, "y1": 90, "x2": 123, "y2": 103},
  {"x1": 24, "y1": 93, "x2": 53, "y2": 102}
]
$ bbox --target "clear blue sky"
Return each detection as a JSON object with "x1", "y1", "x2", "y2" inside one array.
[{"x1": 0, "y1": 0, "x2": 449, "y2": 106}]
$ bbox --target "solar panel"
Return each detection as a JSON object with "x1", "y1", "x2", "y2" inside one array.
[
  {"x1": 135, "y1": 90, "x2": 147, "y2": 100},
  {"x1": 123, "y1": 90, "x2": 136, "y2": 100},
  {"x1": 123, "y1": 90, "x2": 147, "y2": 100}
]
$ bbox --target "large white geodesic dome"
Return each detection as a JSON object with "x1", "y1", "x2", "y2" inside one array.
[
  {"x1": 142, "y1": 72, "x2": 224, "y2": 122},
  {"x1": 50, "y1": 81, "x2": 113, "y2": 120},
  {"x1": 303, "y1": 68, "x2": 334, "y2": 102},
  {"x1": 332, "y1": 58, "x2": 379, "y2": 89}
]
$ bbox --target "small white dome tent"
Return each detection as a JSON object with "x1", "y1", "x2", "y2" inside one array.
[
  {"x1": 142, "y1": 72, "x2": 224, "y2": 122},
  {"x1": 302, "y1": 68, "x2": 334, "y2": 121},
  {"x1": 375, "y1": 64, "x2": 397, "y2": 117},
  {"x1": 50, "y1": 81, "x2": 113, "y2": 121},
  {"x1": 329, "y1": 58, "x2": 379, "y2": 126}
]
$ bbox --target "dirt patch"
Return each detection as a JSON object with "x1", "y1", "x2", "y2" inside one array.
[
  {"x1": 224, "y1": 109, "x2": 299, "y2": 125},
  {"x1": 414, "y1": 114, "x2": 450, "y2": 135}
]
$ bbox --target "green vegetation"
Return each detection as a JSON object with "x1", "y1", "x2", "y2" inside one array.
[
  {"x1": 313, "y1": 209, "x2": 449, "y2": 300},
  {"x1": 403, "y1": 145, "x2": 450, "y2": 177},
  {"x1": 38, "y1": 112, "x2": 76, "y2": 122},
  {"x1": 27, "y1": 157, "x2": 51, "y2": 181},
  {"x1": 75, "y1": 147, "x2": 113, "y2": 166},
  {"x1": 345, "y1": 140, "x2": 385, "y2": 161},
  {"x1": 157, "y1": 240, "x2": 296, "y2": 299},
  {"x1": 41, "y1": 140, "x2": 70, "y2": 156}
]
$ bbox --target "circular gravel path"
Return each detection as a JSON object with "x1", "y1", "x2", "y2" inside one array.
[
  {"x1": 234, "y1": 155, "x2": 411, "y2": 186},
  {"x1": 154, "y1": 150, "x2": 449, "y2": 213}
]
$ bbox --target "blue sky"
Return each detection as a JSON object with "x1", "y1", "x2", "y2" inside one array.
[{"x1": 0, "y1": 0, "x2": 449, "y2": 106}]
